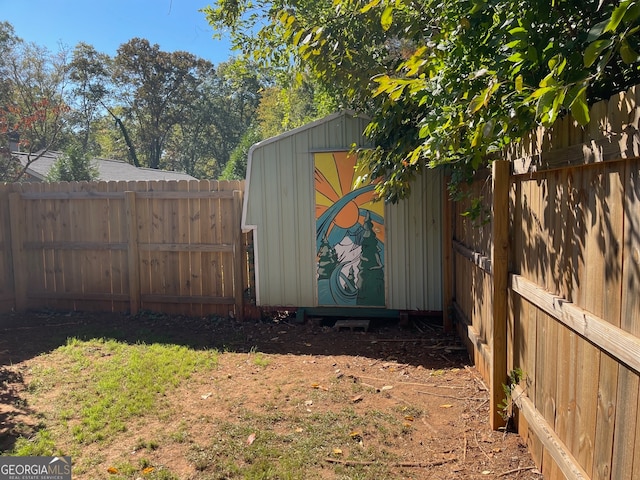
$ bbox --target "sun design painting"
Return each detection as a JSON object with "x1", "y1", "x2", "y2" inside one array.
[{"x1": 315, "y1": 151, "x2": 385, "y2": 307}]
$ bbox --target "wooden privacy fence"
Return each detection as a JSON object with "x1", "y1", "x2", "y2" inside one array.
[
  {"x1": 449, "y1": 85, "x2": 640, "y2": 479},
  {"x1": 0, "y1": 179, "x2": 252, "y2": 319}
]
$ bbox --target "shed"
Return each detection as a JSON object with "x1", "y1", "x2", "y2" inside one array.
[{"x1": 242, "y1": 111, "x2": 443, "y2": 316}]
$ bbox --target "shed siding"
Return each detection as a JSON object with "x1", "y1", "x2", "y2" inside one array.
[
  {"x1": 386, "y1": 170, "x2": 443, "y2": 310},
  {"x1": 244, "y1": 112, "x2": 443, "y2": 311}
]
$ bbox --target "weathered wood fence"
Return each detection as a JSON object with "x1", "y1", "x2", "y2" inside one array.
[
  {"x1": 449, "y1": 86, "x2": 640, "y2": 479},
  {"x1": 0, "y1": 180, "x2": 252, "y2": 319}
]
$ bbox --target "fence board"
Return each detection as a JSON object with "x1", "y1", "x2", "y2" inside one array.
[
  {"x1": 610, "y1": 156, "x2": 640, "y2": 480},
  {"x1": 536, "y1": 312, "x2": 559, "y2": 478},
  {"x1": 0, "y1": 180, "x2": 247, "y2": 318},
  {"x1": 0, "y1": 186, "x2": 14, "y2": 311},
  {"x1": 220, "y1": 181, "x2": 235, "y2": 309},
  {"x1": 512, "y1": 385, "x2": 589, "y2": 480},
  {"x1": 454, "y1": 84, "x2": 640, "y2": 479}
]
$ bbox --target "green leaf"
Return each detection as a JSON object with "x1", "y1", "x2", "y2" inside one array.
[
  {"x1": 527, "y1": 86, "x2": 556, "y2": 101},
  {"x1": 470, "y1": 124, "x2": 483, "y2": 147},
  {"x1": 548, "y1": 89, "x2": 566, "y2": 124},
  {"x1": 292, "y1": 30, "x2": 304, "y2": 46},
  {"x1": 468, "y1": 93, "x2": 485, "y2": 113},
  {"x1": 508, "y1": 27, "x2": 528, "y2": 37},
  {"x1": 507, "y1": 52, "x2": 525, "y2": 63},
  {"x1": 515, "y1": 74, "x2": 523, "y2": 93},
  {"x1": 470, "y1": 0, "x2": 487, "y2": 15},
  {"x1": 587, "y1": 19, "x2": 611, "y2": 42},
  {"x1": 620, "y1": 39, "x2": 640, "y2": 64},
  {"x1": 604, "y1": 1, "x2": 631, "y2": 33},
  {"x1": 548, "y1": 55, "x2": 566, "y2": 74},
  {"x1": 624, "y1": 3, "x2": 640, "y2": 22},
  {"x1": 584, "y1": 39, "x2": 614, "y2": 67},
  {"x1": 570, "y1": 88, "x2": 590, "y2": 125},
  {"x1": 381, "y1": 6, "x2": 394, "y2": 31},
  {"x1": 539, "y1": 72, "x2": 557, "y2": 88},
  {"x1": 361, "y1": 0, "x2": 381, "y2": 13},
  {"x1": 536, "y1": 89, "x2": 557, "y2": 120},
  {"x1": 566, "y1": 83, "x2": 586, "y2": 107}
]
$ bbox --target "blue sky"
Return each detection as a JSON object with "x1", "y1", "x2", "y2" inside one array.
[{"x1": 0, "y1": 0, "x2": 235, "y2": 65}]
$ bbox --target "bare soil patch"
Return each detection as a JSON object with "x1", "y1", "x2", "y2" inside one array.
[{"x1": 0, "y1": 310, "x2": 542, "y2": 479}]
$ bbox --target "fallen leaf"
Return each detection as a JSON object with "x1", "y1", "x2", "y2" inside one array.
[
  {"x1": 381, "y1": 385, "x2": 393, "y2": 391},
  {"x1": 295, "y1": 427, "x2": 303, "y2": 433},
  {"x1": 107, "y1": 466, "x2": 119, "y2": 474},
  {"x1": 142, "y1": 466, "x2": 155, "y2": 474},
  {"x1": 440, "y1": 404, "x2": 453, "y2": 408},
  {"x1": 311, "y1": 383, "x2": 329, "y2": 391},
  {"x1": 404, "y1": 415, "x2": 414, "y2": 421},
  {"x1": 246, "y1": 433, "x2": 256, "y2": 445},
  {"x1": 482, "y1": 470, "x2": 492, "y2": 475},
  {"x1": 403, "y1": 422, "x2": 412, "y2": 428},
  {"x1": 332, "y1": 448, "x2": 343, "y2": 455}
]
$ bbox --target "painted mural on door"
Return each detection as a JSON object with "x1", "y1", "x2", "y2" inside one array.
[{"x1": 314, "y1": 151, "x2": 385, "y2": 307}]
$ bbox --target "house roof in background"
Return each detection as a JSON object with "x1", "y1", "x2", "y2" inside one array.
[{"x1": 13, "y1": 151, "x2": 197, "y2": 182}]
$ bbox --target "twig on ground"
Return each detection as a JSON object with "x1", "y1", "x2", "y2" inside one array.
[
  {"x1": 474, "y1": 432, "x2": 492, "y2": 460},
  {"x1": 357, "y1": 375, "x2": 466, "y2": 390},
  {"x1": 463, "y1": 432, "x2": 467, "y2": 463},
  {"x1": 417, "y1": 390, "x2": 486, "y2": 401},
  {"x1": 325, "y1": 457, "x2": 456, "y2": 468},
  {"x1": 464, "y1": 365, "x2": 488, "y2": 391},
  {"x1": 496, "y1": 466, "x2": 538, "y2": 477}
]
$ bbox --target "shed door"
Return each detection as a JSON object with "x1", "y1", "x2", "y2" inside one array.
[{"x1": 314, "y1": 152, "x2": 385, "y2": 307}]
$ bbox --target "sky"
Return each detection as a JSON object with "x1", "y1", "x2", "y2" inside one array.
[{"x1": 0, "y1": 0, "x2": 235, "y2": 65}]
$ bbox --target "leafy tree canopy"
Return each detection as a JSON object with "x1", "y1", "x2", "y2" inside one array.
[
  {"x1": 204, "y1": 0, "x2": 640, "y2": 201},
  {"x1": 46, "y1": 144, "x2": 99, "y2": 182}
]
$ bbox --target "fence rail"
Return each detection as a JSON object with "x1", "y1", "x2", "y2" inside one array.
[
  {"x1": 0, "y1": 179, "x2": 251, "y2": 319},
  {"x1": 449, "y1": 85, "x2": 640, "y2": 479}
]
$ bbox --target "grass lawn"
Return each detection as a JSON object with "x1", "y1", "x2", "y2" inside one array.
[{"x1": 0, "y1": 312, "x2": 541, "y2": 479}]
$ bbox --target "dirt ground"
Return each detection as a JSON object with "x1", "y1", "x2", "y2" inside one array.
[{"x1": 0, "y1": 310, "x2": 543, "y2": 479}]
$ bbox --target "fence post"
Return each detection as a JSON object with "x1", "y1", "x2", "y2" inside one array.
[
  {"x1": 125, "y1": 191, "x2": 141, "y2": 315},
  {"x1": 491, "y1": 160, "x2": 510, "y2": 430},
  {"x1": 8, "y1": 192, "x2": 27, "y2": 312},
  {"x1": 233, "y1": 190, "x2": 244, "y2": 321}
]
